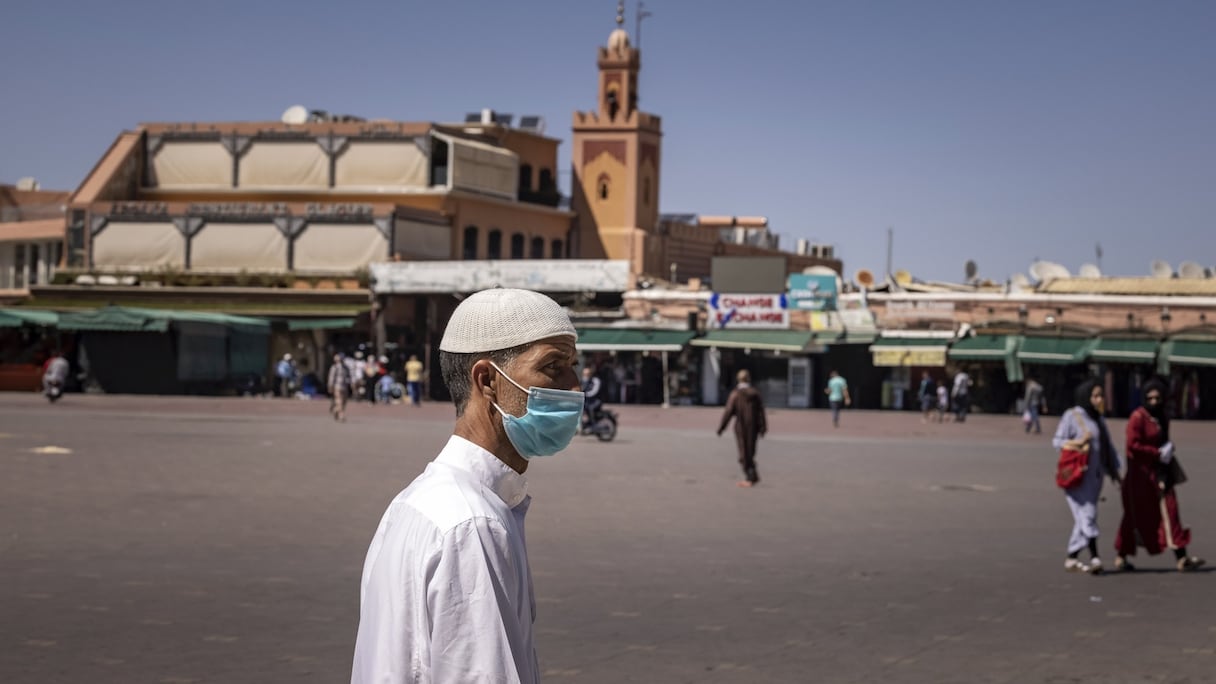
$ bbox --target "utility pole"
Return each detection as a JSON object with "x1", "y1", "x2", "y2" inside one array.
[{"x1": 885, "y1": 227, "x2": 893, "y2": 280}]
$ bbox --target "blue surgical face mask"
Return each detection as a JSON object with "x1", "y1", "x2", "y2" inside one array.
[{"x1": 490, "y1": 361, "x2": 584, "y2": 458}]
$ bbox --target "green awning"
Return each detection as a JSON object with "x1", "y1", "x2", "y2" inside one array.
[
  {"x1": 1088, "y1": 337, "x2": 1158, "y2": 363},
  {"x1": 834, "y1": 329, "x2": 878, "y2": 345},
  {"x1": 691, "y1": 330, "x2": 818, "y2": 352},
  {"x1": 577, "y1": 328, "x2": 695, "y2": 352},
  {"x1": 58, "y1": 306, "x2": 269, "y2": 333},
  {"x1": 1017, "y1": 337, "x2": 1096, "y2": 365},
  {"x1": 287, "y1": 317, "x2": 358, "y2": 331},
  {"x1": 1166, "y1": 339, "x2": 1216, "y2": 368},
  {"x1": 59, "y1": 307, "x2": 171, "y2": 332},
  {"x1": 0, "y1": 308, "x2": 60, "y2": 328},
  {"x1": 949, "y1": 334, "x2": 1023, "y2": 382},
  {"x1": 948, "y1": 335, "x2": 1016, "y2": 359}
]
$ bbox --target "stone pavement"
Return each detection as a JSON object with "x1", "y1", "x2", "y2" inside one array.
[{"x1": 1, "y1": 393, "x2": 1214, "y2": 683}]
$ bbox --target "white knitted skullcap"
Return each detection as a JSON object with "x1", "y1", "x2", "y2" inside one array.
[{"x1": 439, "y1": 288, "x2": 577, "y2": 353}]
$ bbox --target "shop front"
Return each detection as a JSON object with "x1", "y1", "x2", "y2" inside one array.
[
  {"x1": 1087, "y1": 335, "x2": 1160, "y2": 417},
  {"x1": 1158, "y1": 336, "x2": 1216, "y2": 419},
  {"x1": 690, "y1": 330, "x2": 822, "y2": 408},
  {"x1": 868, "y1": 333, "x2": 953, "y2": 410},
  {"x1": 575, "y1": 328, "x2": 696, "y2": 406},
  {"x1": 1016, "y1": 335, "x2": 1097, "y2": 415},
  {"x1": 947, "y1": 333, "x2": 1023, "y2": 414}
]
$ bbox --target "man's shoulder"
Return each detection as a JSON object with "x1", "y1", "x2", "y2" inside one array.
[{"x1": 392, "y1": 464, "x2": 511, "y2": 534}]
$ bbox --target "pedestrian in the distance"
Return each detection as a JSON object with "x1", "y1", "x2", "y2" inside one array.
[
  {"x1": 405, "y1": 354, "x2": 425, "y2": 406},
  {"x1": 824, "y1": 369, "x2": 851, "y2": 428},
  {"x1": 1053, "y1": 378, "x2": 1121, "y2": 574},
  {"x1": 351, "y1": 288, "x2": 584, "y2": 684},
  {"x1": 275, "y1": 353, "x2": 296, "y2": 398},
  {"x1": 951, "y1": 369, "x2": 973, "y2": 422},
  {"x1": 1023, "y1": 376, "x2": 1045, "y2": 434},
  {"x1": 936, "y1": 381, "x2": 951, "y2": 423},
  {"x1": 327, "y1": 353, "x2": 352, "y2": 422},
  {"x1": 717, "y1": 369, "x2": 767, "y2": 487},
  {"x1": 1114, "y1": 378, "x2": 1205, "y2": 572},
  {"x1": 918, "y1": 371, "x2": 935, "y2": 423}
]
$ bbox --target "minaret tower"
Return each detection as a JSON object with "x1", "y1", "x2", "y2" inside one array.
[{"x1": 571, "y1": 2, "x2": 663, "y2": 272}]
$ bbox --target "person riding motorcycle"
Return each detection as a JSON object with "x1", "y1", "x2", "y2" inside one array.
[
  {"x1": 42, "y1": 352, "x2": 70, "y2": 401},
  {"x1": 581, "y1": 366, "x2": 603, "y2": 430}
]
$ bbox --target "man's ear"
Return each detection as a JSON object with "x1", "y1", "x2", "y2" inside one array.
[{"x1": 471, "y1": 358, "x2": 498, "y2": 403}]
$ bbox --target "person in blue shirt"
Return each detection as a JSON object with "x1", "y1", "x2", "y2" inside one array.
[{"x1": 824, "y1": 369, "x2": 851, "y2": 428}]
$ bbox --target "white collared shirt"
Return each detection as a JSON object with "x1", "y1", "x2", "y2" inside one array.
[{"x1": 352, "y1": 436, "x2": 538, "y2": 684}]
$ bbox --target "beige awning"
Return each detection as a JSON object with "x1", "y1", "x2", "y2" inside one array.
[{"x1": 0, "y1": 219, "x2": 64, "y2": 242}]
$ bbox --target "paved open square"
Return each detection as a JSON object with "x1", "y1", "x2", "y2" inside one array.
[{"x1": 2, "y1": 394, "x2": 1214, "y2": 683}]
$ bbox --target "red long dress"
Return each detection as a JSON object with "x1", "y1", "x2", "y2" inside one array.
[{"x1": 1115, "y1": 407, "x2": 1191, "y2": 556}]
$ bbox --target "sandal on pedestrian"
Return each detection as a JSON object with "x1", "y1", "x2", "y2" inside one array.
[
  {"x1": 1086, "y1": 558, "x2": 1104, "y2": 575},
  {"x1": 1064, "y1": 558, "x2": 1087, "y2": 573},
  {"x1": 1178, "y1": 556, "x2": 1206, "y2": 572},
  {"x1": 1114, "y1": 556, "x2": 1135, "y2": 572}
]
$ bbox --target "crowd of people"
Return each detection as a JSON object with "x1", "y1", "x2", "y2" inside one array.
[
  {"x1": 917, "y1": 369, "x2": 976, "y2": 423},
  {"x1": 273, "y1": 349, "x2": 427, "y2": 421}
]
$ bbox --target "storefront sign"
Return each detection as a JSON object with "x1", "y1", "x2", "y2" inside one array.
[
  {"x1": 187, "y1": 202, "x2": 290, "y2": 219},
  {"x1": 305, "y1": 203, "x2": 375, "y2": 221},
  {"x1": 885, "y1": 300, "x2": 956, "y2": 320},
  {"x1": 872, "y1": 348, "x2": 948, "y2": 367},
  {"x1": 369, "y1": 259, "x2": 632, "y2": 293},
  {"x1": 788, "y1": 274, "x2": 838, "y2": 311},
  {"x1": 709, "y1": 293, "x2": 790, "y2": 329},
  {"x1": 109, "y1": 202, "x2": 169, "y2": 219}
]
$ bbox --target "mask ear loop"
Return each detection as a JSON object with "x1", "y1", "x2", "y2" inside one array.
[{"x1": 488, "y1": 361, "x2": 530, "y2": 418}]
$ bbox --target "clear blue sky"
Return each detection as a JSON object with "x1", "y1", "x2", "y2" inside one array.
[{"x1": 3, "y1": 0, "x2": 1214, "y2": 282}]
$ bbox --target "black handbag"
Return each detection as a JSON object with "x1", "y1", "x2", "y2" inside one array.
[{"x1": 1159, "y1": 456, "x2": 1188, "y2": 491}]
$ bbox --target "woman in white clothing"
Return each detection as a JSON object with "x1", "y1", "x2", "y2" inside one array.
[{"x1": 1053, "y1": 379, "x2": 1122, "y2": 574}]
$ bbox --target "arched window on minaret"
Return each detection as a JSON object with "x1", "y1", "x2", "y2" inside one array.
[
  {"x1": 597, "y1": 173, "x2": 611, "y2": 201},
  {"x1": 606, "y1": 88, "x2": 620, "y2": 121}
]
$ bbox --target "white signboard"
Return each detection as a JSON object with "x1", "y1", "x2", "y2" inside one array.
[
  {"x1": 885, "y1": 300, "x2": 956, "y2": 320},
  {"x1": 370, "y1": 259, "x2": 632, "y2": 294},
  {"x1": 709, "y1": 293, "x2": 790, "y2": 329}
]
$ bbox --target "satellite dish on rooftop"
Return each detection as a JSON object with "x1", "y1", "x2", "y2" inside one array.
[
  {"x1": 1179, "y1": 261, "x2": 1204, "y2": 279},
  {"x1": 1150, "y1": 259, "x2": 1174, "y2": 279},
  {"x1": 281, "y1": 105, "x2": 309, "y2": 125},
  {"x1": 1010, "y1": 273, "x2": 1031, "y2": 292},
  {"x1": 894, "y1": 269, "x2": 912, "y2": 286},
  {"x1": 855, "y1": 268, "x2": 875, "y2": 289},
  {"x1": 1028, "y1": 260, "x2": 1070, "y2": 283},
  {"x1": 964, "y1": 260, "x2": 978, "y2": 281},
  {"x1": 803, "y1": 265, "x2": 837, "y2": 276},
  {"x1": 1078, "y1": 263, "x2": 1102, "y2": 278}
]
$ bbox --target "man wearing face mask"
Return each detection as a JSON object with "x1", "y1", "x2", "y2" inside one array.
[{"x1": 351, "y1": 288, "x2": 582, "y2": 684}]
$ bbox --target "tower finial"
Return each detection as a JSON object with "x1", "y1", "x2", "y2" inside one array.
[{"x1": 616, "y1": 1, "x2": 625, "y2": 26}]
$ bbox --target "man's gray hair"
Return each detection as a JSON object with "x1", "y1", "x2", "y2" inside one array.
[{"x1": 440, "y1": 343, "x2": 530, "y2": 416}]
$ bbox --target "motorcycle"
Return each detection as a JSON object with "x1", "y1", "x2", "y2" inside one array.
[
  {"x1": 581, "y1": 406, "x2": 618, "y2": 442},
  {"x1": 44, "y1": 379, "x2": 63, "y2": 403}
]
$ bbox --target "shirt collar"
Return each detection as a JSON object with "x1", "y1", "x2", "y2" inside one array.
[{"x1": 436, "y1": 435, "x2": 529, "y2": 508}]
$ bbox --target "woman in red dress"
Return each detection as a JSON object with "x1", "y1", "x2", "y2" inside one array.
[{"x1": 1115, "y1": 378, "x2": 1204, "y2": 572}]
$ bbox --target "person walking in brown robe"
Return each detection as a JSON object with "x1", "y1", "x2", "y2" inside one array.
[{"x1": 717, "y1": 370, "x2": 767, "y2": 487}]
